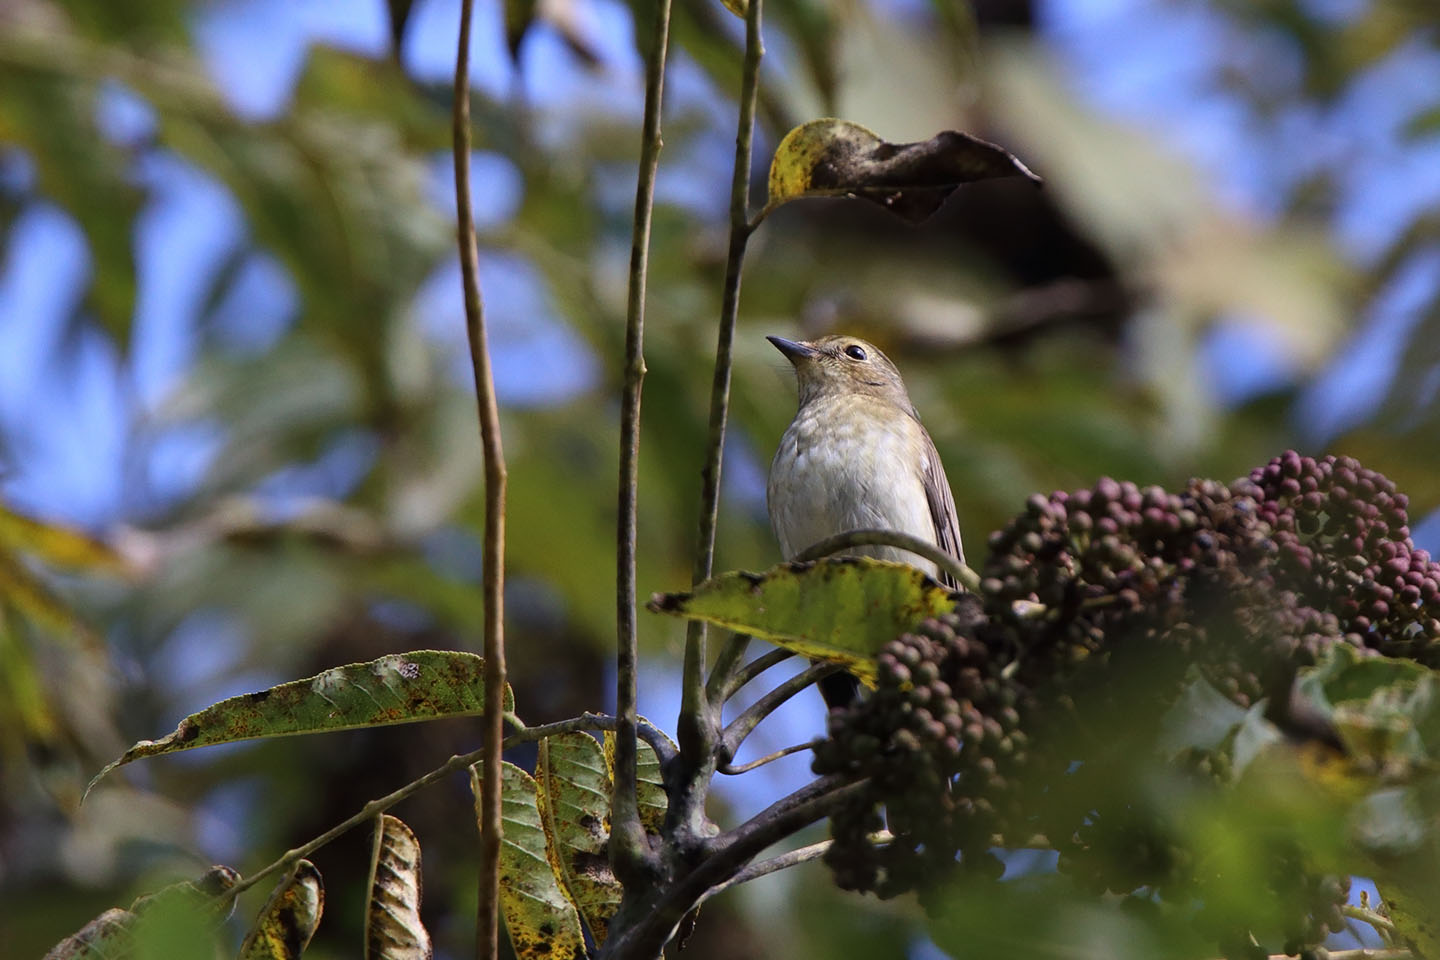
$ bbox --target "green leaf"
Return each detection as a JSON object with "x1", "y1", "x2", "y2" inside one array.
[
  {"x1": 0, "y1": 63, "x2": 142, "y2": 343},
  {"x1": 43, "y1": 866, "x2": 239, "y2": 960},
  {"x1": 473, "y1": 761, "x2": 586, "y2": 960},
  {"x1": 536, "y1": 733, "x2": 622, "y2": 945},
  {"x1": 648, "y1": 558, "x2": 956, "y2": 685},
  {"x1": 364, "y1": 815, "x2": 431, "y2": 960},
  {"x1": 1379, "y1": 881, "x2": 1440, "y2": 957},
  {"x1": 238, "y1": 861, "x2": 324, "y2": 960},
  {"x1": 1402, "y1": 104, "x2": 1440, "y2": 141},
  {"x1": 504, "y1": 0, "x2": 540, "y2": 59},
  {"x1": 385, "y1": 0, "x2": 415, "y2": 54},
  {"x1": 1296, "y1": 643, "x2": 1440, "y2": 768},
  {"x1": 87, "y1": 651, "x2": 513, "y2": 796},
  {"x1": 766, "y1": 119, "x2": 1040, "y2": 223},
  {"x1": 1157, "y1": 672, "x2": 1250, "y2": 757}
]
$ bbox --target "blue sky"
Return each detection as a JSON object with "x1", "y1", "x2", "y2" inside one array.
[{"x1": 3, "y1": 0, "x2": 1436, "y2": 533}]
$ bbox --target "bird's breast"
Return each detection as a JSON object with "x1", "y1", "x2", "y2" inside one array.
[{"x1": 767, "y1": 400, "x2": 937, "y2": 572}]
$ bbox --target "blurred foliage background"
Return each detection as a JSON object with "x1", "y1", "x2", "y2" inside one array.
[{"x1": 0, "y1": 0, "x2": 1437, "y2": 957}]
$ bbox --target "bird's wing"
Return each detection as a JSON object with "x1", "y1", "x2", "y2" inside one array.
[{"x1": 919, "y1": 426, "x2": 965, "y2": 588}]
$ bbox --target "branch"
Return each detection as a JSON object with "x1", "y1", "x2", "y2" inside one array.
[
  {"x1": 681, "y1": 0, "x2": 767, "y2": 765},
  {"x1": 793, "y1": 528, "x2": 981, "y2": 592},
  {"x1": 704, "y1": 839, "x2": 831, "y2": 895},
  {"x1": 1343, "y1": 903, "x2": 1397, "y2": 938},
  {"x1": 453, "y1": 3, "x2": 509, "y2": 955},
  {"x1": 602, "y1": 775, "x2": 866, "y2": 959},
  {"x1": 720, "y1": 660, "x2": 838, "y2": 761},
  {"x1": 712, "y1": 647, "x2": 794, "y2": 703},
  {"x1": 718, "y1": 739, "x2": 820, "y2": 775},
  {"x1": 704, "y1": 828, "x2": 893, "y2": 898},
  {"x1": 613, "y1": 0, "x2": 674, "y2": 884},
  {"x1": 704, "y1": 632, "x2": 754, "y2": 702}
]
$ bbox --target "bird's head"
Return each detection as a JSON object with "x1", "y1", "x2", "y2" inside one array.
[{"x1": 768, "y1": 334, "x2": 912, "y2": 410}]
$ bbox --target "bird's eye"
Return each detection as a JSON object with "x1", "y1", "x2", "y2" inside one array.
[{"x1": 844, "y1": 344, "x2": 867, "y2": 361}]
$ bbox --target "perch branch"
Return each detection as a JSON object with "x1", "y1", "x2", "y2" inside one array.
[{"x1": 793, "y1": 528, "x2": 980, "y2": 592}]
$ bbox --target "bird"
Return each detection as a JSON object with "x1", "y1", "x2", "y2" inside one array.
[{"x1": 766, "y1": 333, "x2": 965, "y2": 706}]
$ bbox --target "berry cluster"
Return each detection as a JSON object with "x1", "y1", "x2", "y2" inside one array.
[
  {"x1": 813, "y1": 452, "x2": 1435, "y2": 954},
  {"x1": 1244, "y1": 452, "x2": 1440, "y2": 662},
  {"x1": 814, "y1": 600, "x2": 1022, "y2": 896}
]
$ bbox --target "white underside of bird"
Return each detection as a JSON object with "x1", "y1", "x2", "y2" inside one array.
[{"x1": 768, "y1": 395, "x2": 942, "y2": 577}]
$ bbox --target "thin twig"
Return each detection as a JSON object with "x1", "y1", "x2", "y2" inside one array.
[
  {"x1": 613, "y1": 0, "x2": 674, "y2": 884},
  {"x1": 705, "y1": 839, "x2": 831, "y2": 894},
  {"x1": 720, "y1": 660, "x2": 838, "y2": 761},
  {"x1": 713, "y1": 647, "x2": 794, "y2": 702},
  {"x1": 747, "y1": 197, "x2": 783, "y2": 231},
  {"x1": 718, "y1": 739, "x2": 820, "y2": 775},
  {"x1": 706, "y1": 829, "x2": 892, "y2": 897},
  {"x1": 223, "y1": 715, "x2": 622, "y2": 903},
  {"x1": 1343, "y1": 903, "x2": 1397, "y2": 937},
  {"x1": 793, "y1": 528, "x2": 981, "y2": 592},
  {"x1": 682, "y1": 0, "x2": 767, "y2": 760},
  {"x1": 453, "y1": 3, "x2": 509, "y2": 956}
]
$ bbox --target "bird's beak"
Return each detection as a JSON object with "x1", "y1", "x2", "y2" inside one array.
[{"x1": 767, "y1": 336, "x2": 817, "y2": 364}]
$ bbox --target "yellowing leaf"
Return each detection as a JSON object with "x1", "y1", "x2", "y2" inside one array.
[
  {"x1": 0, "y1": 505, "x2": 126, "y2": 573},
  {"x1": 602, "y1": 718, "x2": 672, "y2": 836},
  {"x1": 648, "y1": 558, "x2": 957, "y2": 685},
  {"x1": 238, "y1": 861, "x2": 324, "y2": 960},
  {"x1": 719, "y1": 0, "x2": 747, "y2": 18},
  {"x1": 473, "y1": 762, "x2": 586, "y2": 960},
  {"x1": 635, "y1": 725, "x2": 672, "y2": 835},
  {"x1": 1, "y1": 510, "x2": 115, "y2": 573},
  {"x1": 87, "y1": 651, "x2": 513, "y2": 797},
  {"x1": 536, "y1": 733, "x2": 621, "y2": 945},
  {"x1": 0, "y1": 551, "x2": 90, "y2": 639},
  {"x1": 767, "y1": 119, "x2": 1039, "y2": 223},
  {"x1": 365, "y1": 815, "x2": 431, "y2": 960}
]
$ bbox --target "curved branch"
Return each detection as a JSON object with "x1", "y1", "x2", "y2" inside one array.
[
  {"x1": 720, "y1": 660, "x2": 837, "y2": 761},
  {"x1": 793, "y1": 528, "x2": 980, "y2": 592},
  {"x1": 704, "y1": 839, "x2": 831, "y2": 895},
  {"x1": 718, "y1": 738, "x2": 819, "y2": 775},
  {"x1": 713, "y1": 647, "x2": 794, "y2": 702}
]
